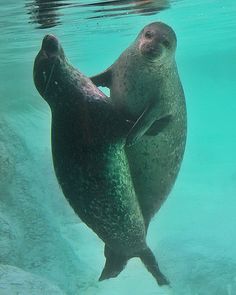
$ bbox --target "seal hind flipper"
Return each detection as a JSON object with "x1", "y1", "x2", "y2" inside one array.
[
  {"x1": 90, "y1": 68, "x2": 112, "y2": 87},
  {"x1": 99, "y1": 245, "x2": 127, "y2": 281},
  {"x1": 100, "y1": 246, "x2": 169, "y2": 286},
  {"x1": 139, "y1": 247, "x2": 169, "y2": 286}
]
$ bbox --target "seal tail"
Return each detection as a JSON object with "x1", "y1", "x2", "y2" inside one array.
[
  {"x1": 99, "y1": 245, "x2": 127, "y2": 281},
  {"x1": 139, "y1": 247, "x2": 169, "y2": 286},
  {"x1": 99, "y1": 245, "x2": 169, "y2": 286}
]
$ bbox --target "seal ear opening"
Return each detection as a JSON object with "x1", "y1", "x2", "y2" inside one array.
[{"x1": 90, "y1": 68, "x2": 112, "y2": 88}]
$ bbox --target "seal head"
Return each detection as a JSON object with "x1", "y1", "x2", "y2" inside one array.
[
  {"x1": 138, "y1": 22, "x2": 176, "y2": 63},
  {"x1": 33, "y1": 34, "x2": 66, "y2": 101}
]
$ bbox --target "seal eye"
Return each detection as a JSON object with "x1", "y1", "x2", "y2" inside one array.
[
  {"x1": 163, "y1": 39, "x2": 170, "y2": 48},
  {"x1": 145, "y1": 31, "x2": 154, "y2": 39}
]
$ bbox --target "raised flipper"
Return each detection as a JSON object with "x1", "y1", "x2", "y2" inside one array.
[
  {"x1": 139, "y1": 247, "x2": 169, "y2": 286},
  {"x1": 90, "y1": 68, "x2": 112, "y2": 88},
  {"x1": 99, "y1": 245, "x2": 128, "y2": 281},
  {"x1": 145, "y1": 115, "x2": 172, "y2": 136},
  {"x1": 126, "y1": 100, "x2": 172, "y2": 146}
]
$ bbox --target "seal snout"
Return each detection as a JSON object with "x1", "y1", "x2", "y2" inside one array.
[
  {"x1": 139, "y1": 40, "x2": 162, "y2": 59},
  {"x1": 42, "y1": 34, "x2": 60, "y2": 56}
]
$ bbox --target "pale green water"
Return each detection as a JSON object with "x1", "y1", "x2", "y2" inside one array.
[{"x1": 0, "y1": 1, "x2": 236, "y2": 294}]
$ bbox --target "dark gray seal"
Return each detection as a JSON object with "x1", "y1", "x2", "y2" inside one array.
[
  {"x1": 33, "y1": 34, "x2": 169, "y2": 285},
  {"x1": 91, "y1": 22, "x2": 187, "y2": 228}
]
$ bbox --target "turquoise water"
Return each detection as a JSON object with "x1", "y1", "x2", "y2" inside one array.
[{"x1": 0, "y1": 1, "x2": 236, "y2": 294}]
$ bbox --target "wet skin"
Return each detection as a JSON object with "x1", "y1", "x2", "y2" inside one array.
[{"x1": 33, "y1": 34, "x2": 169, "y2": 286}]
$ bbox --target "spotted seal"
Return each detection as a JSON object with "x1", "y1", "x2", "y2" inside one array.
[
  {"x1": 91, "y1": 22, "x2": 187, "y2": 228},
  {"x1": 33, "y1": 34, "x2": 169, "y2": 285}
]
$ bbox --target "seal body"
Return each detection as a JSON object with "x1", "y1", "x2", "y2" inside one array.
[
  {"x1": 33, "y1": 35, "x2": 169, "y2": 285},
  {"x1": 91, "y1": 22, "x2": 187, "y2": 227}
]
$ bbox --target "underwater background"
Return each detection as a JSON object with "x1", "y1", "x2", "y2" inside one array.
[{"x1": 0, "y1": 0, "x2": 236, "y2": 294}]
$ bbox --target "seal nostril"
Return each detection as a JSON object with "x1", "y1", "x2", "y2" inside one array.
[{"x1": 42, "y1": 34, "x2": 59, "y2": 53}]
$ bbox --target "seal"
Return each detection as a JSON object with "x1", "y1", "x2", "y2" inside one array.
[
  {"x1": 33, "y1": 34, "x2": 169, "y2": 285},
  {"x1": 90, "y1": 22, "x2": 187, "y2": 228}
]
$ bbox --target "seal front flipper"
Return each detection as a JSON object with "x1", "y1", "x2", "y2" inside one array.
[
  {"x1": 145, "y1": 115, "x2": 172, "y2": 136},
  {"x1": 126, "y1": 100, "x2": 172, "y2": 146},
  {"x1": 90, "y1": 68, "x2": 112, "y2": 87},
  {"x1": 99, "y1": 245, "x2": 127, "y2": 281}
]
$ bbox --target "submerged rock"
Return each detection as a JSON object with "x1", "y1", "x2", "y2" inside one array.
[{"x1": 0, "y1": 264, "x2": 65, "y2": 295}]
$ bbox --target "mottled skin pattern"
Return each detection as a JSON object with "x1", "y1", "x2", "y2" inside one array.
[
  {"x1": 33, "y1": 35, "x2": 169, "y2": 285},
  {"x1": 91, "y1": 22, "x2": 187, "y2": 228}
]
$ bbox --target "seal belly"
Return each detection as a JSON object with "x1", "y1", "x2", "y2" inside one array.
[
  {"x1": 51, "y1": 116, "x2": 146, "y2": 256},
  {"x1": 125, "y1": 117, "x2": 187, "y2": 225},
  {"x1": 51, "y1": 123, "x2": 170, "y2": 285}
]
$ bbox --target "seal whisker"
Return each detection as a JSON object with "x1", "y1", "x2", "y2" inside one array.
[{"x1": 44, "y1": 61, "x2": 56, "y2": 96}]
